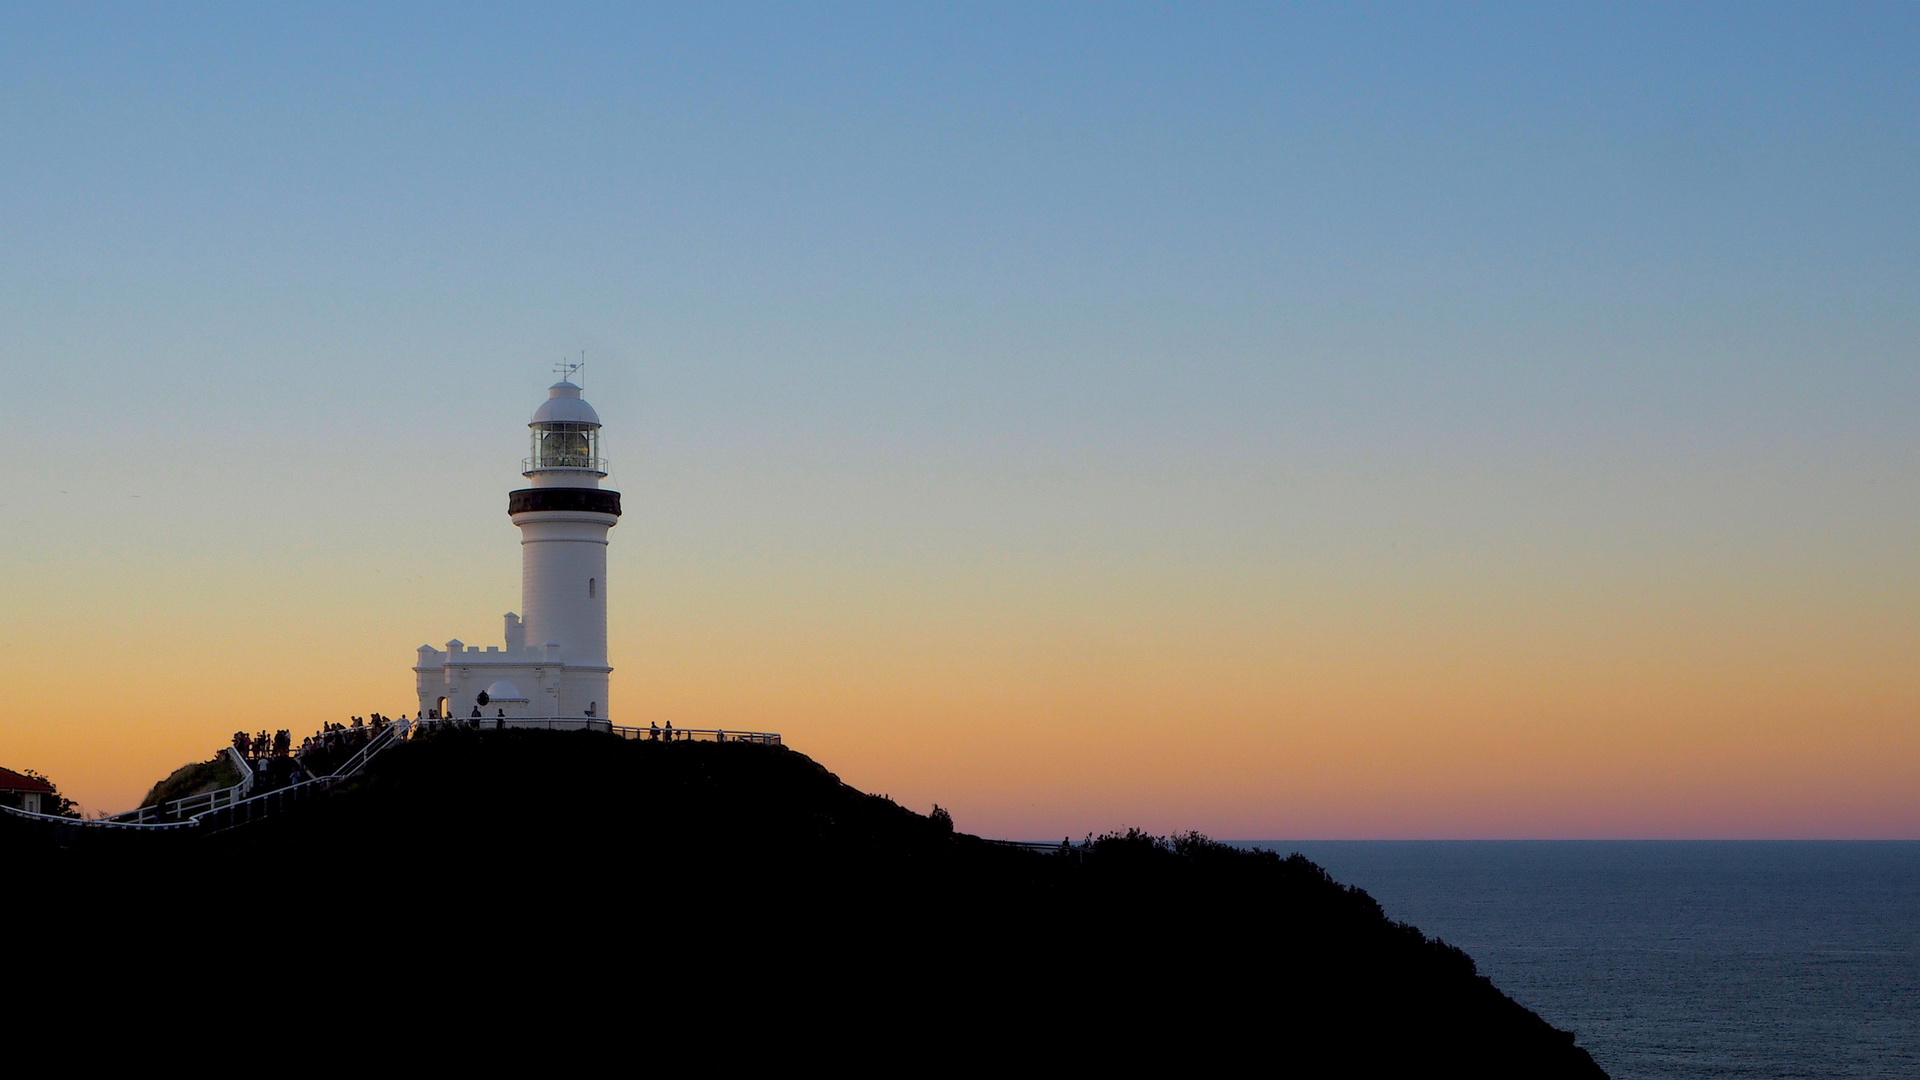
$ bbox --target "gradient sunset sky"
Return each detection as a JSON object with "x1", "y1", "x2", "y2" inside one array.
[{"x1": 2, "y1": 4, "x2": 1915, "y2": 836}]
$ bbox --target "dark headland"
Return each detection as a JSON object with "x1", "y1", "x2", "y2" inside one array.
[{"x1": 11, "y1": 729, "x2": 1605, "y2": 1074}]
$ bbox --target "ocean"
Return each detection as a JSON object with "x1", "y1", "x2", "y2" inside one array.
[{"x1": 1245, "y1": 841, "x2": 1920, "y2": 1079}]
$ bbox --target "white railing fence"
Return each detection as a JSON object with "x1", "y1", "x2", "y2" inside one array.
[
  {"x1": 193, "y1": 721, "x2": 407, "y2": 832},
  {"x1": 4, "y1": 714, "x2": 784, "y2": 835},
  {"x1": 412, "y1": 715, "x2": 780, "y2": 745},
  {"x1": 5, "y1": 721, "x2": 413, "y2": 834},
  {"x1": 104, "y1": 745, "x2": 258, "y2": 825}
]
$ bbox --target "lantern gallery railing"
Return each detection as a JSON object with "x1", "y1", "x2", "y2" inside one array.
[{"x1": 412, "y1": 716, "x2": 782, "y2": 746}]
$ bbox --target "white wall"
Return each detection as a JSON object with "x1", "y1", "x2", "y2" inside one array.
[{"x1": 515, "y1": 510, "x2": 615, "y2": 669}]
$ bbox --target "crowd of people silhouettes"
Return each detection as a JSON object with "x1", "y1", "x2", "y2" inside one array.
[{"x1": 225, "y1": 710, "x2": 750, "y2": 794}]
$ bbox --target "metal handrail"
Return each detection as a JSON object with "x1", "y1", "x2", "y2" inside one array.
[
  {"x1": 151, "y1": 720, "x2": 413, "y2": 833},
  {"x1": 983, "y1": 839, "x2": 1076, "y2": 852},
  {"x1": 412, "y1": 716, "x2": 780, "y2": 745},
  {"x1": 6, "y1": 712, "x2": 786, "y2": 835},
  {"x1": 106, "y1": 746, "x2": 258, "y2": 825},
  {"x1": 0, "y1": 801, "x2": 199, "y2": 829},
  {"x1": 611, "y1": 723, "x2": 782, "y2": 746},
  {"x1": 296, "y1": 726, "x2": 382, "y2": 770},
  {"x1": 8, "y1": 721, "x2": 413, "y2": 833},
  {"x1": 328, "y1": 721, "x2": 404, "y2": 779},
  {"x1": 194, "y1": 722, "x2": 406, "y2": 828}
]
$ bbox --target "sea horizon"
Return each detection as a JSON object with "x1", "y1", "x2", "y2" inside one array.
[{"x1": 1214, "y1": 838, "x2": 1919, "y2": 1079}]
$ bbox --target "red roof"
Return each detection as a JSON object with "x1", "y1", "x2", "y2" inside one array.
[{"x1": 0, "y1": 767, "x2": 55, "y2": 794}]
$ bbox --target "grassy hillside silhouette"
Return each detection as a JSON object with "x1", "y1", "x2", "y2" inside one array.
[
  {"x1": 137, "y1": 753, "x2": 242, "y2": 809},
  {"x1": 13, "y1": 728, "x2": 1605, "y2": 1074}
]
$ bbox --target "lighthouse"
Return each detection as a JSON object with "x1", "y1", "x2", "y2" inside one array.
[{"x1": 414, "y1": 374, "x2": 622, "y2": 724}]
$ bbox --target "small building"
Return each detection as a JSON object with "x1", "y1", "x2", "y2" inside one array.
[{"x1": 0, "y1": 767, "x2": 56, "y2": 814}]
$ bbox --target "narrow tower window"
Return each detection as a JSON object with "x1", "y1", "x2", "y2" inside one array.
[{"x1": 589, "y1": 577, "x2": 597, "y2": 599}]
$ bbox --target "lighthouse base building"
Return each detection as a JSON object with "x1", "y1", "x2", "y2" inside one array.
[
  {"x1": 415, "y1": 377, "x2": 620, "y2": 724},
  {"x1": 413, "y1": 614, "x2": 612, "y2": 723}
]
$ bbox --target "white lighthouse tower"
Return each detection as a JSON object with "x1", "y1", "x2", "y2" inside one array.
[{"x1": 414, "y1": 373, "x2": 622, "y2": 724}]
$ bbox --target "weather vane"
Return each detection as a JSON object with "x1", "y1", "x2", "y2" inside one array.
[{"x1": 554, "y1": 351, "x2": 585, "y2": 386}]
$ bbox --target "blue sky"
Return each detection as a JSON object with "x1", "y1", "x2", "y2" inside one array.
[{"x1": 6, "y1": 5, "x2": 1914, "y2": 462}]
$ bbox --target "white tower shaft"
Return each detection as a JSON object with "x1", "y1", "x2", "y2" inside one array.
[
  {"x1": 517, "y1": 513, "x2": 612, "y2": 666},
  {"x1": 509, "y1": 379, "x2": 620, "y2": 719}
]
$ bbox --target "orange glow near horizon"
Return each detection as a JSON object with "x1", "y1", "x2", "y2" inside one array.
[{"x1": 11, "y1": 519, "x2": 1917, "y2": 839}]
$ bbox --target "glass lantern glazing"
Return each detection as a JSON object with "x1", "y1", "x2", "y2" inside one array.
[{"x1": 529, "y1": 422, "x2": 603, "y2": 471}]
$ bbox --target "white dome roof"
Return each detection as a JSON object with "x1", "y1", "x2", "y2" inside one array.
[
  {"x1": 530, "y1": 381, "x2": 602, "y2": 426},
  {"x1": 483, "y1": 680, "x2": 529, "y2": 702}
]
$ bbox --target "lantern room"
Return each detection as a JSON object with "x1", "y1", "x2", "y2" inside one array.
[{"x1": 525, "y1": 380, "x2": 606, "y2": 478}]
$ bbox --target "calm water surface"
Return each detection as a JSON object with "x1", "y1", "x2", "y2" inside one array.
[{"x1": 1243, "y1": 841, "x2": 1920, "y2": 1079}]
